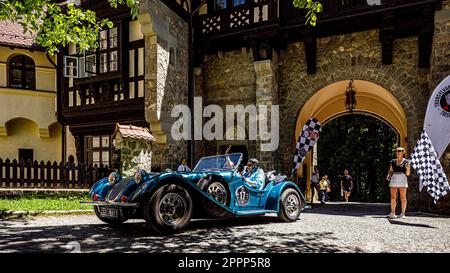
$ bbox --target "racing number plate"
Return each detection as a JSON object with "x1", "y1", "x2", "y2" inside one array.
[{"x1": 100, "y1": 207, "x2": 118, "y2": 218}]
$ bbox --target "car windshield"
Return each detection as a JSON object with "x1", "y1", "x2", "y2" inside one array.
[{"x1": 193, "y1": 153, "x2": 242, "y2": 172}]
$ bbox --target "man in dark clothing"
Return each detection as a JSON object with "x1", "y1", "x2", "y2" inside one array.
[{"x1": 340, "y1": 170, "x2": 353, "y2": 202}]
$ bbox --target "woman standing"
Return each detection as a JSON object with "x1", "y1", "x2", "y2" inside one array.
[
  {"x1": 386, "y1": 147, "x2": 411, "y2": 219},
  {"x1": 177, "y1": 158, "x2": 191, "y2": 172}
]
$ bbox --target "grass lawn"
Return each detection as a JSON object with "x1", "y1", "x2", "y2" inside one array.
[{"x1": 0, "y1": 193, "x2": 91, "y2": 211}]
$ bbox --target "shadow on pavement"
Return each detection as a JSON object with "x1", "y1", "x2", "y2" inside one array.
[
  {"x1": 387, "y1": 219, "x2": 437, "y2": 229},
  {"x1": 304, "y1": 202, "x2": 390, "y2": 217},
  {"x1": 0, "y1": 216, "x2": 363, "y2": 253}
]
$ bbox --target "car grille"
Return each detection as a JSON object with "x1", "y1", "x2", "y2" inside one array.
[{"x1": 106, "y1": 177, "x2": 133, "y2": 202}]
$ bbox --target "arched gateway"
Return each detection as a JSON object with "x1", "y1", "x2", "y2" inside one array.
[{"x1": 293, "y1": 80, "x2": 410, "y2": 202}]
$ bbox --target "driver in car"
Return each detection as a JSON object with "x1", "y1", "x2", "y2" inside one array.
[{"x1": 240, "y1": 158, "x2": 265, "y2": 190}]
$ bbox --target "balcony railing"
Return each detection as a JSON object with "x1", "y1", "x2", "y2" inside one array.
[
  {"x1": 196, "y1": 0, "x2": 278, "y2": 38},
  {"x1": 195, "y1": 0, "x2": 428, "y2": 39}
]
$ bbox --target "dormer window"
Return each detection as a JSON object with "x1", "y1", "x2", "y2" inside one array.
[{"x1": 8, "y1": 55, "x2": 35, "y2": 90}]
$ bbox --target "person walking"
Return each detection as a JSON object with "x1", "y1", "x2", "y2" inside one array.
[
  {"x1": 386, "y1": 147, "x2": 411, "y2": 219},
  {"x1": 340, "y1": 170, "x2": 353, "y2": 202},
  {"x1": 319, "y1": 175, "x2": 331, "y2": 204},
  {"x1": 310, "y1": 166, "x2": 320, "y2": 205},
  {"x1": 177, "y1": 158, "x2": 191, "y2": 172}
]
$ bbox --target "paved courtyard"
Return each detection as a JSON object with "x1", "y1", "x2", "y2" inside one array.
[{"x1": 1, "y1": 202, "x2": 449, "y2": 253}]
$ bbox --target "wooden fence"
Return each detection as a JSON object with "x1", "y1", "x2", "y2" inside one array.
[{"x1": 0, "y1": 158, "x2": 110, "y2": 189}]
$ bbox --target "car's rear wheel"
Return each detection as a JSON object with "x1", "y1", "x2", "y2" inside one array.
[
  {"x1": 199, "y1": 177, "x2": 230, "y2": 218},
  {"x1": 143, "y1": 184, "x2": 193, "y2": 234},
  {"x1": 94, "y1": 206, "x2": 128, "y2": 225},
  {"x1": 277, "y1": 188, "x2": 301, "y2": 222}
]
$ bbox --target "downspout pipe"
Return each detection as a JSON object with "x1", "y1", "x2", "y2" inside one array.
[{"x1": 47, "y1": 51, "x2": 67, "y2": 162}]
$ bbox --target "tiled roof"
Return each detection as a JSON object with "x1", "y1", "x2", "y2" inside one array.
[
  {"x1": 113, "y1": 124, "x2": 156, "y2": 142},
  {"x1": 0, "y1": 21, "x2": 38, "y2": 48}
]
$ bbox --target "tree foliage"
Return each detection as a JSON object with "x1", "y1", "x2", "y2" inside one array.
[
  {"x1": 317, "y1": 115, "x2": 398, "y2": 203},
  {"x1": 0, "y1": 0, "x2": 139, "y2": 55},
  {"x1": 293, "y1": 0, "x2": 323, "y2": 26}
]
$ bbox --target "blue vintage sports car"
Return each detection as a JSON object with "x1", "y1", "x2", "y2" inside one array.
[{"x1": 82, "y1": 153, "x2": 305, "y2": 234}]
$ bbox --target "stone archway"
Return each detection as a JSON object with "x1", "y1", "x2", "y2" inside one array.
[
  {"x1": 278, "y1": 61, "x2": 426, "y2": 177},
  {"x1": 295, "y1": 80, "x2": 408, "y2": 150}
]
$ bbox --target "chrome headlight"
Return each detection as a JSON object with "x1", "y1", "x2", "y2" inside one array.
[{"x1": 108, "y1": 172, "x2": 118, "y2": 185}]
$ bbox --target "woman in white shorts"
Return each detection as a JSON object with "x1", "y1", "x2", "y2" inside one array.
[{"x1": 386, "y1": 147, "x2": 411, "y2": 219}]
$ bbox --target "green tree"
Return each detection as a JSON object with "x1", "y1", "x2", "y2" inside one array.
[
  {"x1": 293, "y1": 0, "x2": 323, "y2": 26},
  {"x1": 317, "y1": 115, "x2": 398, "y2": 203},
  {"x1": 0, "y1": 0, "x2": 139, "y2": 55}
]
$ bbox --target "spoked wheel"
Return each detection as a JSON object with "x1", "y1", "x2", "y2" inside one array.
[
  {"x1": 278, "y1": 188, "x2": 301, "y2": 222},
  {"x1": 144, "y1": 184, "x2": 193, "y2": 234},
  {"x1": 206, "y1": 182, "x2": 228, "y2": 205},
  {"x1": 199, "y1": 177, "x2": 230, "y2": 218}
]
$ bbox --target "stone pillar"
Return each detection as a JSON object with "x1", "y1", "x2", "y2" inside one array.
[
  {"x1": 139, "y1": 0, "x2": 189, "y2": 169},
  {"x1": 431, "y1": 0, "x2": 450, "y2": 90},
  {"x1": 253, "y1": 52, "x2": 279, "y2": 171},
  {"x1": 193, "y1": 66, "x2": 206, "y2": 164}
]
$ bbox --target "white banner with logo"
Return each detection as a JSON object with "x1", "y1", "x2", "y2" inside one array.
[{"x1": 424, "y1": 75, "x2": 450, "y2": 159}]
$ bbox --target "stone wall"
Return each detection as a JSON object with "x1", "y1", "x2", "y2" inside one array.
[
  {"x1": 114, "y1": 135, "x2": 152, "y2": 176},
  {"x1": 200, "y1": 48, "x2": 258, "y2": 162},
  {"x1": 139, "y1": 0, "x2": 189, "y2": 170}
]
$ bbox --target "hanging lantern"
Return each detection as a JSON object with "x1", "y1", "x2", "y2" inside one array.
[{"x1": 345, "y1": 79, "x2": 357, "y2": 113}]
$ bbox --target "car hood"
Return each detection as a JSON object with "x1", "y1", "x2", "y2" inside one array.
[{"x1": 91, "y1": 169, "x2": 235, "y2": 202}]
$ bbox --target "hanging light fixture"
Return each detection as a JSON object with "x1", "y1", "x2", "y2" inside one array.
[{"x1": 345, "y1": 79, "x2": 357, "y2": 113}]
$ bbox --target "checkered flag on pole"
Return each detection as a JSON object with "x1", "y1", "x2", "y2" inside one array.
[
  {"x1": 292, "y1": 118, "x2": 322, "y2": 176},
  {"x1": 410, "y1": 130, "x2": 450, "y2": 203}
]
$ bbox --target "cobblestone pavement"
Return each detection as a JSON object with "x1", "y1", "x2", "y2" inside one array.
[{"x1": 1, "y1": 202, "x2": 449, "y2": 253}]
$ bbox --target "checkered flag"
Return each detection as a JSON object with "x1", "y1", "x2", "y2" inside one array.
[
  {"x1": 292, "y1": 118, "x2": 322, "y2": 176},
  {"x1": 410, "y1": 130, "x2": 450, "y2": 203}
]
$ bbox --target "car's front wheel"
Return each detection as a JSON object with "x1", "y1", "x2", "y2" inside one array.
[
  {"x1": 143, "y1": 184, "x2": 193, "y2": 234},
  {"x1": 93, "y1": 206, "x2": 128, "y2": 225},
  {"x1": 277, "y1": 188, "x2": 301, "y2": 222}
]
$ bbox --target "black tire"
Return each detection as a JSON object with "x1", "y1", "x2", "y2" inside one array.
[
  {"x1": 277, "y1": 188, "x2": 302, "y2": 222},
  {"x1": 94, "y1": 206, "x2": 128, "y2": 225},
  {"x1": 143, "y1": 184, "x2": 193, "y2": 234},
  {"x1": 198, "y1": 177, "x2": 230, "y2": 218}
]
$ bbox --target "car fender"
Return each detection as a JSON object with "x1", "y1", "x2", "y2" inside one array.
[
  {"x1": 264, "y1": 181, "x2": 303, "y2": 211},
  {"x1": 130, "y1": 173, "x2": 235, "y2": 217},
  {"x1": 89, "y1": 177, "x2": 111, "y2": 200}
]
